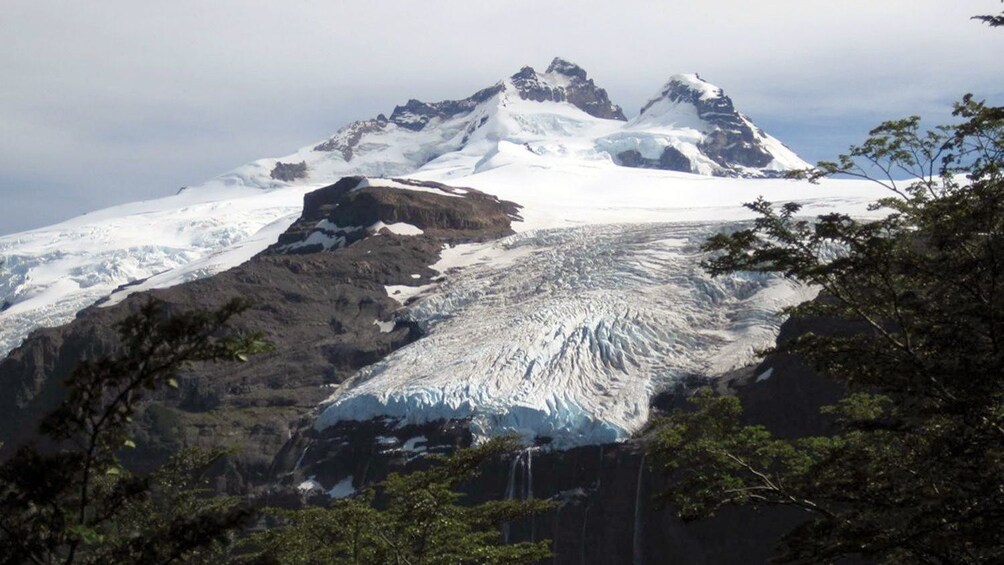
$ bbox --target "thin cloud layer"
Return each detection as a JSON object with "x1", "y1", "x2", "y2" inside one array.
[{"x1": 1, "y1": 0, "x2": 1002, "y2": 234}]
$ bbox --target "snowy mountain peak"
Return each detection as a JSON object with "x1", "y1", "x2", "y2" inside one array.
[
  {"x1": 618, "y1": 72, "x2": 810, "y2": 176},
  {"x1": 544, "y1": 57, "x2": 588, "y2": 80},
  {"x1": 638, "y1": 73, "x2": 732, "y2": 120},
  {"x1": 182, "y1": 62, "x2": 809, "y2": 194},
  {"x1": 506, "y1": 58, "x2": 626, "y2": 121}
]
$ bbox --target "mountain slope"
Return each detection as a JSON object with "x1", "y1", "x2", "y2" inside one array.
[{"x1": 0, "y1": 58, "x2": 815, "y2": 357}]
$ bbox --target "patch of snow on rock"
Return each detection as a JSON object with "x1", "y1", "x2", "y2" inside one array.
[
  {"x1": 368, "y1": 221, "x2": 424, "y2": 236},
  {"x1": 327, "y1": 476, "x2": 355, "y2": 499},
  {"x1": 756, "y1": 367, "x2": 775, "y2": 383},
  {"x1": 298, "y1": 476, "x2": 324, "y2": 492}
]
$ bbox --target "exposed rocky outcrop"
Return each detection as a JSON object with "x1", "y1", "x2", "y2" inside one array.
[
  {"x1": 386, "y1": 85, "x2": 504, "y2": 132},
  {"x1": 510, "y1": 57, "x2": 626, "y2": 121},
  {"x1": 614, "y1": 146, "x2": 692, "y2": 172},
  {"x1": 270, "y1": 177, "x2": 520, "y2": 254},
  {"x1": 313, "y1": 116, "x2": 390, "y2": 160},
  {"x1": 269, "y1": 161, "x2": 308, "y2": 182},
  {"x1": 0, "y1": 177, "x2": 519, "y2": 488}
]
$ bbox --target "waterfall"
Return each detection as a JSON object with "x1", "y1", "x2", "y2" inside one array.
[
  {"x1": 632, "y1": 453, "x2": 646, "y2": 565},
  {"x1": 359, "y1": 457, "x2": 372, "y2": 486},
  {"x1": 293, "y1": 444, "x2": 310, "y2": 471},
  {"x1": 505, "y1": 451, "x2": 522, "y2": 500},
  {"x1": 503, "y1": 451, "x2": 523, "y2": 543},
  {"x1": 580, "y1": 504, "x2": 590, "y2": 565},
  {"x1": 526, "y1": 447, "x2": 533, "y2": 499},
  {"x1": 597, "y1": 444, "x2": 604, "y2": 488},
  {"x1": 503, "y1": 447, "x2": 536, "y2": 544},
  {"x1": 526, "y1": 448, "x2": 535, "y2": 542}
]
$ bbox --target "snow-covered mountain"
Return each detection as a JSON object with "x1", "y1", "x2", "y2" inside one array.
[
  {"x1": 1, "y1": 58, "x2": 887, "y2": 449},
  {"x1": 197, "y1": 57, "x2": 807, "y2": 192}
]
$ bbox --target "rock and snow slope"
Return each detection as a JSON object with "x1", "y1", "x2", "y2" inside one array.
[
  {"x1": 0, "y1": 58, "x2": 813, "y2": 357},
  {"x1": 0, "y1": 59, "x2": 893, "y2": 447},
  {"x1": 186, "y1": 57, "x2": 807, "y2": 192}
]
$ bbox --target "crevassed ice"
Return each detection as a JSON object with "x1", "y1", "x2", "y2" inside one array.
[{"x1": 315, "y1": 221, "x2": 818, "y2": 448}]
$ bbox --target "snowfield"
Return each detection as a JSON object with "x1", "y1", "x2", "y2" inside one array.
[{"x1": 0, "y1": 186, "x2": 317, "y2": 355}]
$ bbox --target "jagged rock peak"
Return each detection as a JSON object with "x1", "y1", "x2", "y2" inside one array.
[
  {"x1": 314, "y1": 58, "x2": 626, "y2": 157},
  {"x1": 545, "y1": 56, "x2": 588, "y2": 80},
  {"x1": 509, "y1": 57, "x2": 626, "y2": 121},
  {"x1": 640, "y1": 73, "x2": 729, "y2": 116}
]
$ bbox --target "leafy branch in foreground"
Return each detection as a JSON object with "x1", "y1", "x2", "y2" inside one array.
[
  {"x1": 0, "y1": 298, "x2": 270, "y2": 565},
  {"x1": 972, "y1": 0, "x2": 1004, "y2": 27},
  {"x1": 651, "y1": 94, "x2": 1004, "y2": 564},
  {"x1": 244, "y1": 437, "x2": 553, "y2": 565}
]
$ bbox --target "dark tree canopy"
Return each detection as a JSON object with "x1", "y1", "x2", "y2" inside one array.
[
  {"x1": 650, "y1": 88, "x2": 1004, "y2": 563},
  {"x1": 0, "y1": 298, "x2": 268, "y2": 565}
]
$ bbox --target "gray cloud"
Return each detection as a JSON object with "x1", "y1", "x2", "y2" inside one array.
[{"x1": 2, "y1": 0, "x2": 1002, "y2": 234}]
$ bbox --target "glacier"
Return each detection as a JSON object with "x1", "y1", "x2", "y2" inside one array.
[{"x1": 314, "y1": 222, "x2": 818, "y2": 447}]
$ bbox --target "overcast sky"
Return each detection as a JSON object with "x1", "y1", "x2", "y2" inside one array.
[{"x1": 2, "y1": 0, "x2": 1002, "y2": 235}]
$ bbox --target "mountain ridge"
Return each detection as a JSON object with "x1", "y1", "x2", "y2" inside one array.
[{"x1": 199, "y1": 57, "x2": 807, "y2": 193}]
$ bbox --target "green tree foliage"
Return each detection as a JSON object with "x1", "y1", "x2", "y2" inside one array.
[
  {"x1": 245, "y1": 437, "x2": 553, "y2": 565},
  {"x1": 0, "y1": 298, "x2": 270, "y2": 564},
  {"x1": 649, "y1": 93, "x2": 1004, "y2": 563}
]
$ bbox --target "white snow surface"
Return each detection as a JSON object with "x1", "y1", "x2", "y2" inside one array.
[{"x1": 0, "y1": 185, "x2": 319, "y2": 355}]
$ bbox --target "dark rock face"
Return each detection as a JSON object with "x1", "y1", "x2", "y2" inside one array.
[
  {"x1": 386, "y1": 85, "x2": 504, "y2": 132},
  {"x1": 275, "y1": 416, "x2": 804, "y2": 565},
  {"x1": 270, "y1": 177, "x2": 521, "y2": 254},
  {"x1": 511, "y1": 57, "x2": 627, "y2": 121},
  {"x1": 614, "y1": 146, "x2": 692, "y2": 173},
  {"x1": 0, "y1": 177, "x2": 519, "y2": 489},
  {"x1": 269, "y1": 161, "x2": 308, "y2": 182},
  {"x1": 313, "y1": 116, "x2": 389, "y2": 160}
]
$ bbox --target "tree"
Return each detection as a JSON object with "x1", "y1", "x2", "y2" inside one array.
[
  {"x1": 973, "y1": 0, "x2": 1004, "y2": 27},
  {"x1": 0, "y1": 298, "x2": 270, "y2": 564},
  {"x1": 244, "y1": 437, "x2": 553, "y2": 565},
  {"x1": 648, "y1": 85, "x2": 1004, "y2": 563}
]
